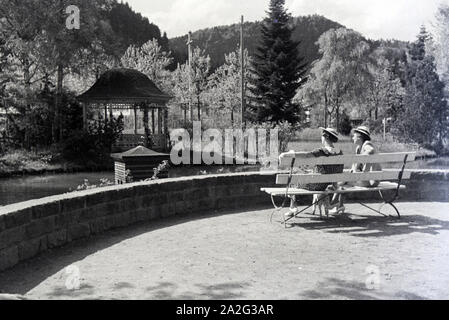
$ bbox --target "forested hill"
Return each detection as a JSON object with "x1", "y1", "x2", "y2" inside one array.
[
  {"x1": 107, "y1": 1, "x2": 169, "y2": 57},
  {"x1": 168, "y1": 15, "x2": 345, "y2": 70}
]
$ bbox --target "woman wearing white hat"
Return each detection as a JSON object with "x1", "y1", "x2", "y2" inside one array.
[
  {"x1": 351, "y1": 126, "x2": 382, "y2": 181},
  {"x1": 280, "y1": 127, "x2": 344, "y2": 218},
  {"x1": 330, "y1": 126, "x2": 382, "y2": 214}
]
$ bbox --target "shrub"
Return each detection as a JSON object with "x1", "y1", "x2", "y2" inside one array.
[
  {"x1": 76, "y1": 178, "x2": 114, "y2": 191},
  {"x1": 338, "y1": 111, "x2": 352, "y2": 136},
  {"x1": 61, "y1": 115, "x2": 124, "y2": 167},
  {"x1": 143, "y1": 160, "x2": 170, "y2": 181}
]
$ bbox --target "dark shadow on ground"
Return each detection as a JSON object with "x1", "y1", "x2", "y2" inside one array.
[
  {"x1": 300, "y1": 278, "x2": 428, "y2": 300},
  {"x1": 0, "y1": 205, "x2": 267, "y2": 297},
  {"x1": 286, "y1": 212, "x2": 449, "y2": 238},
  {"x1": 145, "y1": 281, "x2": 250, "y2": 300},
  {"x1": 45, "y1": 284, "x2": 96, "y2": 300},
  {"x1": 33, "y1": 281, "x2": 250, "y2": 300}
]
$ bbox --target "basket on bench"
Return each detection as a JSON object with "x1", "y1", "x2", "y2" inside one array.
[{"x1": 261, "y1": 152, "x2": 416, "y2": 226}]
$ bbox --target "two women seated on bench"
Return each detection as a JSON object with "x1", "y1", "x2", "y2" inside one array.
[
  {"x1": 279, "y1": 126, "x2": 381, "y2": 218},
  {"x1": 280, "y1": 127, "x2": 344, "y2": 218}
]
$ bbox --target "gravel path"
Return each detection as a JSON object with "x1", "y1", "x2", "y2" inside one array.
[{"x1": 1, "y1": 202, "x2": 449, "y2": 300}]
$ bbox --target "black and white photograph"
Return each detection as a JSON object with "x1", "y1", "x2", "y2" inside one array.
[{"x1": 0, "y1": 0, "x2": 449, "y2": 304}]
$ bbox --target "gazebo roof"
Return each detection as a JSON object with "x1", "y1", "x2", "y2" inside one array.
[
  {"x1": 78, "y1": 68, "x2": 172, "y2": 105},
  {"x1": 110, "y1": 146, "x2": 169, "y2": 161}
]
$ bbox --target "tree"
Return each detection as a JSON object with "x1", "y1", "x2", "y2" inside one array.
[
  {"x1": 0, "y1": 30, "x2": 15, "y2": 101},
  {"x1": 365, "y1": 47, "x2": 405, "y2": 122},
  {"x1": 431, "y1": 4, "x2": 449, "y2": 98},
  {"x1": 0, "y1": 0, "x2": 54, "y2": 149},
  {"x1": 338, "y1": 110, "x2": 352, "y2": 135},
  {"x1": 164, "y1": 48, "x2": 211, "y2": 124},
  {"x1": 0, "y1": 0, "x2": 116, "y2": 143},
  {"x1": 296, "y1": 28, "x2": 371, "y2": 128},
  {"x1": 189, "y1": 47, "x2": 211, "y2": 122},
  {"x1": 206, "y1": 48, "x2": 251, "y2": 126},
  {"x1": 169, "y1": 63, "x2": 191, "y2": 125},
  {"x1": 0, "y1": 0, "x2": 172, "y2": 154},
  {"x1": 120, "y1": 39, "x2": 173, "y2": 147},
  {"x1": 41, "y1": 0, "x2": 114, "y2": 143},
  {"x1": 121, "y1": 39, "x2": 173, "y2": 91},
  {"x1": 393, "y1": 27, "x2": 448, "y2": 152},
  {"x1": 160, "y1": 32, "x2": 170, "y2": 53},
  {"x1": 0, "y1": 0, "x2": 50, "y2": 89},
  {"x1": 248, "y1": 0, "x2": 307, "y2": 124}
]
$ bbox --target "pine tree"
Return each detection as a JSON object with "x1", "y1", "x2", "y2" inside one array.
[
  {"x1": 160, "y1": 32, "x2": 170, "y2": 53},
  {"x1": 394, "y1": 27, "x2": 448, "y2": 152},
  {"x1": 248, "y1": 0, "x2": 307, "y2": 124}
]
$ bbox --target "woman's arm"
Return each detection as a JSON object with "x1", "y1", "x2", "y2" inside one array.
[{"x1": 279, "y1": 150, "x2": 315, "y2": 162}]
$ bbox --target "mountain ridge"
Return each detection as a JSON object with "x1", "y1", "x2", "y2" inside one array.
[{"x1": 168, "y1": 14, "x2": 347, "y2": 70}]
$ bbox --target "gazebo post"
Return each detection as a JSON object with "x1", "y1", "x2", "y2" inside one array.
[
  {"x1": 158, "y1": 108, "x2": 162, "y2": 134},
  {"x1": 82, "y1": 103, "x2": 87, "y2": 131},
  {"x1": 133, "y1": 104, "x2": 138, "y2": 135},
  {"x1": 104, "y1": 103, "x2": 108, "y2": 125},
  {"x1": 164, "y1": 108, "x2": 168, "y2": 151},
  {"x1": 143, "y1": 103, "x2": 150, "y2": 148},
  {"x1": 152, "y1": 109, "x2": 155, "y2": 135}
]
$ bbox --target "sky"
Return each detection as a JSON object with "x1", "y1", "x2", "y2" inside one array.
[{"x1": 125, "y1": 0, "x2": 449, "y2": 41}]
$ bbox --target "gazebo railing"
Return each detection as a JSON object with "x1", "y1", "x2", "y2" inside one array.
[{"x1": 114, "y1": 133, "x2": 167, "y2": 152}]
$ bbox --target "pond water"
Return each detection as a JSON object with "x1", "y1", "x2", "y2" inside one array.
[
  {"x1": 0, "y1": 165, "x2": 259, "y2": 207},
  {"x1": 0, "y1": 172, "x2": 115, "y2": 207},
  {"x1": 0, "y1": 158, "x2": 448, "y2": 207}
]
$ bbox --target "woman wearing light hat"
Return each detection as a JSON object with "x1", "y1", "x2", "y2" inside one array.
[
  {"x1": 330, "y1": 126, "x2": 382, "y2": 214},
  {"x1": 280, "y1": 127, "x2": 344, "y2": 217},
  {"x1": 351, "y1": 126, "x2": 381, "y2": 181}
]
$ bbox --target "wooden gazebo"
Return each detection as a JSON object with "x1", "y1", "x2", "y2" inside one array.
[{"x1": 78, "y1": 68, "x2": 172, "y2": 152}]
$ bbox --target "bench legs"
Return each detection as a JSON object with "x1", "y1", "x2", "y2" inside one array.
[
  {"x1": 358, "y1": 202, "x2": 400, "y2": 219},
  {"x1": 388, "y1": 202, "x2": 401, "y2": 219},
  {"x1": 357, "y1": 190, "x2": 401, "y2": 219},
  {"x1": 270, "y1": 194, "x2": 332, "y2": 228},
  {"x1": 270, "y1": 189, "x2": 401, "y2": 228},
  {"x1": 380, "y1": 189, "x2": 401, "y2": 219}
]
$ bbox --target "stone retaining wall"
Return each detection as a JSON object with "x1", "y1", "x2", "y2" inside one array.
[{"x1": 0, "y1": 170, "x2": 448, "y2": 272}]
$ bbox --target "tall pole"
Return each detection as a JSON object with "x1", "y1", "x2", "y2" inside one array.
[
  {"x1": 240, "y1": 15, "x2": 246, "y2": 127},
  {"x1": 187, "y1": 31, "x2": 193, "y2": 122}
]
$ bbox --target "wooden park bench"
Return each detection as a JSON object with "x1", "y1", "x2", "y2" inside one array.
[{"x1": 261, "y1": 152, "x2": 416, "y2": 227}]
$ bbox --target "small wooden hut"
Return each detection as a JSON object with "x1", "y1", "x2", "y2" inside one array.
[
  {"x1": 78, "y1": 68, "x2": 172, "y2": 152},
  {"x1": 111, "y1": 146, "x2": 169, "y2": 184}
]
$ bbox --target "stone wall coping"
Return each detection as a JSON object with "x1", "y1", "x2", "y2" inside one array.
[
  {"x1": 0, "y1": 169, "x2": 448, "y2": 216},
  {"x1": 0, "y1": 171, "x2": 276, "y2": 216}
]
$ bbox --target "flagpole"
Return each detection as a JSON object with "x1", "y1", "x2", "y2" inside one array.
[
  {"x1": 240, "y1": 15, "x2": 246, "y2": 127},
  {"x1": 187, "y1": 31, "x2": 193, "y2": 122}
]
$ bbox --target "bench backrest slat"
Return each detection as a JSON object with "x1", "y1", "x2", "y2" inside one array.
[
  {"x1": 276, "y1": 170, "x2": 411, "y2": 185},
  {"x1": 279, "y1": 152, "x2": 416, "y2": 168}
]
